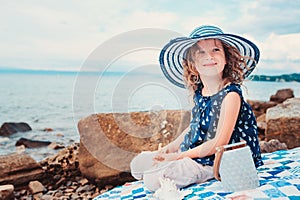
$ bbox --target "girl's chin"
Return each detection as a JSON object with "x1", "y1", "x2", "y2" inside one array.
[{"x1": 198, "y1": 70, "x2": 223, "y2": 77}]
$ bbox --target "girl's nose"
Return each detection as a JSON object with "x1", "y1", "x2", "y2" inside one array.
[{"x1": 204, "y1": 51, "x2": 213, "y2": 59}]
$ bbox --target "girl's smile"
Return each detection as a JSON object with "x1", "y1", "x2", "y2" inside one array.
[{"x1": 203, "y1": 62, "x2": 217, "y2": 67}]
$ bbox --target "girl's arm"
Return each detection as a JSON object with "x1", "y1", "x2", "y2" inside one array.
[
  {"x1": 161, "y1": 126, "x2": 190, "y2": 153},
  {"x1": 177, "y1": 92, "x2": 241, "y2": 159}
]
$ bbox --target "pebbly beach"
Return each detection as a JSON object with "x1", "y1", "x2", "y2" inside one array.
[{"x1": 0, "y1": 87, "x2": 299, "y2": 199}]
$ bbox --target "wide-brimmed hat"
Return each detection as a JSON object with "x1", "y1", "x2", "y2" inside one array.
[{"x1": 159, "y1": 25, "x2": 260, "y2": 88}]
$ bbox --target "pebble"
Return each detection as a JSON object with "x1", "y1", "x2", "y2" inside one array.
[{"x1": 12, "y1": 143, "x2": 104, "y2": 199}]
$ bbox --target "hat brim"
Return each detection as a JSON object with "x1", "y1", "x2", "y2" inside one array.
[{"x1": 159, "y1": 34, "x2": 260, "y2": 88}]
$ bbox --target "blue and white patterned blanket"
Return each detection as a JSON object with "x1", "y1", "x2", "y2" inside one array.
[{"x1": 94, "y1": 147, "x2": 300, "y2": 200}]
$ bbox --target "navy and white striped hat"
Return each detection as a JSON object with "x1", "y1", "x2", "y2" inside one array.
[{"x1": 159, "y1": 25, "x2": 260, "y2": 88}]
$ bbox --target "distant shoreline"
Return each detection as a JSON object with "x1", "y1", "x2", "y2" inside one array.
[
  {"x1": 0, "y1": 68, "x2": 299, "y2": 82},
  {"x1": 249, "y1": 73, "x2": 300, "y2": 82}
]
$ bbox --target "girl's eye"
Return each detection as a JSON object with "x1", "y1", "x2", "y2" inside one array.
[{"x1": 213, "y1": 48, "x2": 220, "y2": 52}]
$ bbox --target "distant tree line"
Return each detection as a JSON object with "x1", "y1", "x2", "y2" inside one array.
[{"x1": 249, "y1": 73, "x2": 300, "y2": 82}]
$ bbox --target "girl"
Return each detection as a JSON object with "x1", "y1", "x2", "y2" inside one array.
[{"x1": 130, "y1": 25, "x2": 263, "y2": 191}]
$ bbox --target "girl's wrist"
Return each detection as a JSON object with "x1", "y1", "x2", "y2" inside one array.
[{"x1": 176, "y1": 152, "x2": 185, "y2": 160}]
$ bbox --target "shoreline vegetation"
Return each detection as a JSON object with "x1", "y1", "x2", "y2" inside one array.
[
  {"x1": 0, "y1": 68, "x2": 299, "y2": 82},
  {"x1": 249, "y1": 73, "x2": 300, "y2": 82}
]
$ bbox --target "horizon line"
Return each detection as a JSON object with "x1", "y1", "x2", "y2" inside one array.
[{"x1": 0, "y1": 67, "x2": 299, "y2": 77}]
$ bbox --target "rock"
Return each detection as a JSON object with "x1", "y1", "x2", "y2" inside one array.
[
  {"x1": 71, "y1": 193, "x2": 80, "y2": 199},
  {"x1": 0, "y1": 122, "x2": 32, "y2": 137},
  {"x1": 56, "y1": 133, "x2": 64, "y2": 137},
  {"x1": 48, "y1": 142, "x2": 65, "y2": 150},
  {"x1": 40, "y1": 194, "x2": 53, "y2": 200},
  {"x1": 28, "y1": 180, "x2": 46, "y2": 195},
  {"x1": 78, "y1": 110, "x2": 191, "y2": 188},
  {"x1": 270, "y1": 88, "x2": 294, "y2": 103},
  {"x1": 259, "y1": 139, "x2": 288, "y2": 153},
  {"x1": 39, "y1": 143, "x2": 80, "y2": 189},
  {"x1": 0, "y1": 137, "x2": 9, "y2": 143},
  {"x1": 43, "y1": 128, "x2": 53, "y2": 132},
  {"x1": 256, "y1": 113, "x2": 266, "y2": 123},
  {"x1": 15, "y1": 145, "x2": 26, "y2": 154},
  {"x1": 76, "y1": 185, "x2": 94, "y2": 193},
  {"x1": 13, "y1": 143, "x2": 102, "y2": 199},
  {"x1": 79, "y1": 178, "x2": 89, "y2": 186},
  {"x1": 0, "y1": 153, "x2": 44, "y2": 188},
  {"x1": 266, "y1": 98, "x2": 300, "y2": 149},
  {"x1": 247, "y1": 100, "x2": 278, "y2": 118},
  {"x1": 15, "y1": 137, "x2": 51, "y2": 148},
  {"x1": 256, "y1": 113, "x2": 267, "y2": 140},
  {"x1": 0, "y1": 184, "x2": 14, "y2": 200}
]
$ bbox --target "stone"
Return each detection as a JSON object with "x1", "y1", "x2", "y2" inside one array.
[
  {"x1": 266, "y1": 98, "x2": 300, "y2": 149},
  {"x1": 76, "y1": 185, "x2": 93, "y2": 193},
  {"x1": 79, "y1": 178, "x2": 89, "y2": 186},
  {"x1": 40, "y1": 194, "x2": 53, "y2": 200},
  {"x1": 33, "y1": 192, "x2": 43, "y2": 199},
  {"x1": 28, "y1": 180, "x2": 46, "y2": 194},
  {"x1": 256, "y1": 113, "x2": 267, "y2": 140},
  {"x1": 0, "y1": 184, "x2": 14, "y2": 200},
  {"x1": 38, "y1": 143, "x2": 80, "y2": 190},
  {"x1": 71, "y1": 193, "x2": 80, "y2": 199},
  {"x1": 259, "y1": 139, "x2": 288, "y2": 153},
  {"x1": 270, "y1": 88, "x2": 294, "y2": 103},
  {"x1": 15, "y1": 138, "x2": 51, "y2": 148},
  {"x1": 15, "y1": 145, "x2": 26, "y2": 154},
  {"x1": 0, "y1": 153, "x2": 44, "y2": 187},
  {"x1": 78, "y1": 110, "x2": 191, "y2": 188},
  {"x1": 48, "y1": 142, "x2": 65, "y2": 150},
  {"x1": 12, "y1": 143, "x2": 103, "y2": 199},
  {"x1": 0, "y1": 122, "x2": 32, "y2": 137},
  {"x1": 247, "y1": 100, "x2": 278, "y2": 118},
  {"x1": 43, "y1": 128, "x2": 53, "y2": 132}
]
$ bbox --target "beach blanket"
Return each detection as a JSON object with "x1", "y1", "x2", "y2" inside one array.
[{"x1": 94, "y1": 147, "x2": 300, "y2": 200}]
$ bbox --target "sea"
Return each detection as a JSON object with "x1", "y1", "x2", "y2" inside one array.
[{"x1": 1, "y1": 72, "x2": 300, "y2": 161}]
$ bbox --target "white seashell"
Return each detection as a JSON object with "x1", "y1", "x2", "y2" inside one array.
[{"x1": 153, "y1": 178, "x2": 192, "y2": 200}]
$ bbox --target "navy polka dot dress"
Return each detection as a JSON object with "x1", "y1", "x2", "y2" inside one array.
[{"x1": 180, "y1": 83, "x2": 263, "y2": 168}]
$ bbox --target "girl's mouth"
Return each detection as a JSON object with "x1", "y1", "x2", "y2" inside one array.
[{"x1": 203, "y1": 62, "x2": 217, "y2": 67}]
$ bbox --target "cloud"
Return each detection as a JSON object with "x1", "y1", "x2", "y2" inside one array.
[
  {"x1": 261, "y1": 33, "x2": 300, "y2": 60},
  {"x1": 256, "y1": 33, "x2": 300, "y2": 74},
  {"x1": 227, "y1": 0, "x2": 300, "y2": 37},
  {"x1": 0, "y1": 0, "x2": 299, "y2": 75},
  {"x1": 0, "y1": 1, "x2": 181, "y2": 70}
]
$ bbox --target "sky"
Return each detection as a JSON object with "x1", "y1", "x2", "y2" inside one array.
[{"x1": 1, "y1": 0, "x2": 300, "y2": 75}]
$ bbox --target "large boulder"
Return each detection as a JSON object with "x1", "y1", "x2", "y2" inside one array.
[
  {"x1": 77, "y1": 110, "x2": 190, "y2": 188},
  {"x1": 270, "y1": 88, "x2": 294, "y2": 103},
  {"x1": 0, "y1": 122, "x2": 32, "y2": 137},
  {"x1": 266, "y1": 98, "x2": 300, "y2": 149}
]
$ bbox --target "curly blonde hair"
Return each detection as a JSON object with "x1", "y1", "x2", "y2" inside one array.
[{"x1": 183, "y1": 39, "x2": 250, "y2": 93}]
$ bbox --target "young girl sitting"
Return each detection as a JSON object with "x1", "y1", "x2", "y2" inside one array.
[{"x1": 130, "y1": 25, "x2": 263, "y2": 191}]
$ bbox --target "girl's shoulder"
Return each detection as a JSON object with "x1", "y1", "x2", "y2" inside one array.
[{"x1": 224, "y1": 82, "x2": 243, "y2": 95}]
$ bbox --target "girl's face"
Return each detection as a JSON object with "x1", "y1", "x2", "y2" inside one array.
[{"x1": 193, "y1": 39, "x2": 226, "y2": 77}]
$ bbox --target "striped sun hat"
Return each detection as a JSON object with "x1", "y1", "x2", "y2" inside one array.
[{"x1": 159, "y1": 25, "x2": 260, "y2": 88}]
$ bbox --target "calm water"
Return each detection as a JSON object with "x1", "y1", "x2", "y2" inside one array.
[{"x1": 1, "y1": 73, "x2": 299, "y2": 161}]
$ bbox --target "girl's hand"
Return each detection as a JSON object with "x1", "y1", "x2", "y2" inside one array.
[
  {"x1": 153, "y1": 152, "x2": 180, "y2": 163},
  {"x1": 158, "y1": 142, "x2": 179, "y2": 154}
]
